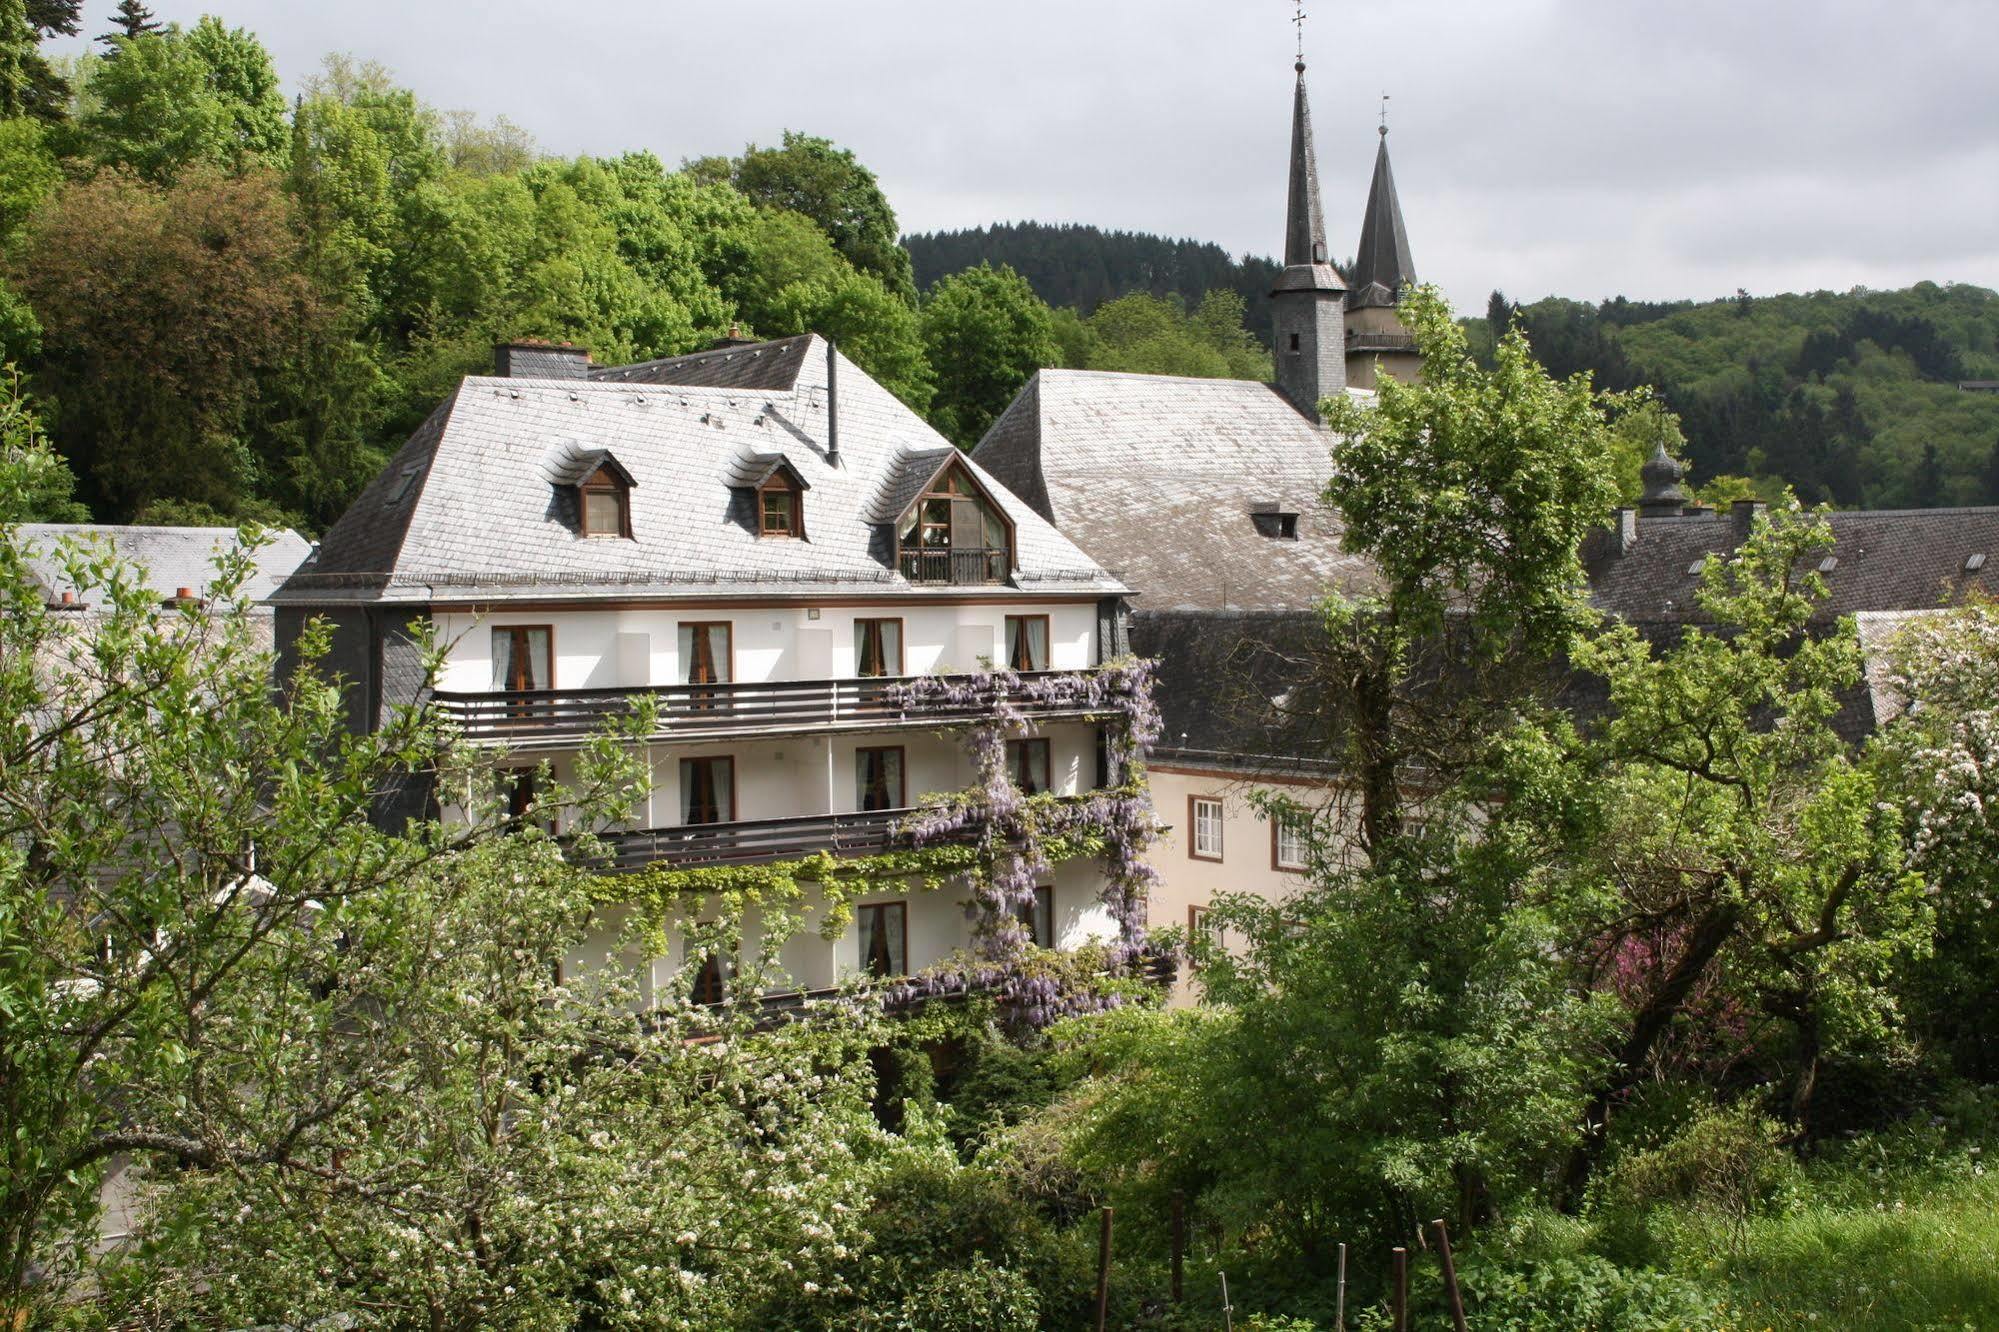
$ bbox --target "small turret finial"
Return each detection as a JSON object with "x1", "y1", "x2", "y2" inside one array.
[{"x1": 1293, "y1": 2, "x2": 1307, "y2": 71}]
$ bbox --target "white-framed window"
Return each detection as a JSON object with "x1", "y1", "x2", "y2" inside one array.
[
  {"x1": 1190, "y1": 796, "x2": 1224, "y2": 862},
  {"x1": 1273, "y1": 811, "x2": 1310, "y2": 871}
]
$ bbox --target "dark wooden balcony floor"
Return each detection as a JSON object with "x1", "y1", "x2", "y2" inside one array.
[{"x1": 436, "y1": 670, "x2": 1124, "y2": 750}]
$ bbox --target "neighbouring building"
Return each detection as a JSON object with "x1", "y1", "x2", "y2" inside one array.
[
  {"x1": 974, "y1": 52, "x2": 1388, "y2": 945},
  {"x1": 1343, "y1": 122, "x2": 1422, "y2": 391},
  {"x1": 271, "y1": 335, "x2": 1146, "y2": 1005}
]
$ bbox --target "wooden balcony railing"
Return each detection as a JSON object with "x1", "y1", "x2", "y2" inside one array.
[
  {"x1": 582, "y1": 804, "x2": 970, "y2": 873},
  {"x1": 434, "y1": 669, "x2": 1124, "y2": 749},
  {"x1": 897, "y1": 546, "x2": 1008, "y2": 585}
]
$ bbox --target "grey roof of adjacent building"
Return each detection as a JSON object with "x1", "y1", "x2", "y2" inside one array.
[
  {"x1": 14, "y1": 525, "x2": 312, "y2": 608},
  {"x1": 972, "y1": 368, "x2": 1378, "y2": 612},
  {"x1": 1585, "y1": 506, "x2": 1999, "y2": 621},
  {"x1": 1346, "y1": 131, "x2": 1416, "y2": 311},
  {"x1": 277, "y1": 335, "x2": 1122, "y2": 606}
]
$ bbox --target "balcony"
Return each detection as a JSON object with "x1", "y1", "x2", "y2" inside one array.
[
  {"x1": 584, "y1": 804, "x2": 972, "y2": 873},
  {"x1": 434, "y1": 670, "x2": 1125, "y2": 750},
  {"x1": 897, "y1": 546, "x2": 1008, "y2": 585},
  {"x1": 1346, "y1": 329, "x2": 1418, "y2": 354}
]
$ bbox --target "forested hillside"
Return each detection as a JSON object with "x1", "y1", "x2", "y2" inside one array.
[
  {"x1": 1488, "y1": 283, "x2": 1999, "y2": 508},
  {"x1": 905, "y1": 221, "x2": 1282, "y2": 339}
]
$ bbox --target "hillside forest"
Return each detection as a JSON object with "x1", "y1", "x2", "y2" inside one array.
[{"x1": 6, "y1": 7, "x2": 1993, "y2": 537}]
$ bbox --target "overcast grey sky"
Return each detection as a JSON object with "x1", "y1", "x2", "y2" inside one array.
[{"x1": 60, "y1": 0, "x2": 1999, "y2": 312}]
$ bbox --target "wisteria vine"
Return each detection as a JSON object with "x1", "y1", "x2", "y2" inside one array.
[{"x1": 885, "y1": 658, "x2": 1166, "y2": 1025}]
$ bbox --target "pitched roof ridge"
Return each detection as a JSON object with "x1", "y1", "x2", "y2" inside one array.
[
  {"x1": 1036, "y1": 367, "x2": 1283, "y2": 390},
  {"x1": 588, "y1": 333, "x2": 818, "y2": 385}
]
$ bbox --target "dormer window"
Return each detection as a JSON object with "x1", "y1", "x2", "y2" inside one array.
[
  {"x1": 550, "y1": 449, "x2": 636, "y2": 539},
  {"x1": 1251, "y1": 509, "x2": 1299, "y2": 540},
  {"x1": 759, "y1": 479, "x2": 803, "y2": 538},
  {"x1": 892, "y1": 457, "x2": 1014, "y2": 585},
  {"x1": 727, "y1": 451, "x2": 811, "y2": 541},
  {"x1": 581, "y1": 475, "x2": 629, "y2": 537}
]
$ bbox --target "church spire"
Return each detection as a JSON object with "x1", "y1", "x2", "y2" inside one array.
[
  {"x1": 1280, "y1": 60, "x2": 1341, "y2": 286},
  {"x1": 1347, "y1": 123, "x2": 1417, "y2": 310},
  {"x1": 1270, "y1": 43, "x2": 1348, "y2": 415}
]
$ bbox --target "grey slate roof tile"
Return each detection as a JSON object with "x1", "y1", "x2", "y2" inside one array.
[
  {"x1": 279, "y1": 336, "x2": 1121, "y2": 605},
  {"x1": 972, "y1": 369, "x2": 1379, "y2": 612},
  {"x1": 14, "y1": 525, "x2": 312, "y2": 608}
]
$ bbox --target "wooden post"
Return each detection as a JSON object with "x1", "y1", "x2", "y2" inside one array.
[
  {"x1": 1335, "y1": 1241, "x2": 1347, "y2": 1330},
  {"x1": 1432, "y1": 1218, "x2": 1469, "y2": 1332},
  {"x1": 1391, "y1": 1246, "x2": 1409, "y2": 1332},
  {"x1": 1094, "y1": 1205, "x2": 1115, "y2": 1332},
  {"x1": 1170, "y1": 1189, "x2": 1185, "y2": 1304},
  {"x1": 1220, "y1": 1270, "x2": 1235, "y2": 1332}
]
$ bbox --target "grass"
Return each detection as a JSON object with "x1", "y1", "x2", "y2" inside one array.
[{"x1": 1674, "y1": 1171, "x2": 1999, "y2": 1331}]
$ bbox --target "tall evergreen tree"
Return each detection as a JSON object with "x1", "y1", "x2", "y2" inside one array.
[
  {"x1": 1913, "y1": 442, "x2": 1947, "y2": 508},
  {"x1": 98, "y1": 0, "x2": 160, "y2": 53}
]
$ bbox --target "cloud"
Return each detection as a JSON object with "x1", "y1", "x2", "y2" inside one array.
[{"x1": 64, "y1": 0, "x2": 1999, "y2": 312}]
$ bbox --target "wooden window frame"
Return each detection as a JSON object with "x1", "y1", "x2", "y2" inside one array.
[
  {"x1": 492, "y1": 624, "x2": 555, "y2": 693},
  {"x1": 854, "y1": 617, "x2": 905, "y2": 678},
  {"x1": 578, "y1": 471, "x2": 632, "y2": 539},
  {"x1": 893, "y1": 460, "x2": 1016, "y2": 583},
  {"x1": 855, "y1": 744, "x2": 907, "y2": 812},
  {"x1": 678, "y1": 754, "x2": 739, "y2": 826},
  {"x1": 758, "y1": 479, "x2": 805, "y2": 539},
  {"x1": 689, "y1": 942, "x2": 731, "y2": 1005},
  {"x1": 1271, "y1": 811, "x2": 1311, "y2": 874},
  {"x1": 1015, "y1": 884, "x2": 1055, "y2": 949},
  {"x1": 678, "y1": 621, "x2": 734, "y2": 686},
  {"x1": 1188, "y1": 794, "x2": 1224, "y2": 862},
  {"x1": 1007, "y1": 737, "x2": 1052, "y2": 796},
  {"x1": 1004, "y1": 614, "x2": 1051, "y2": 673},
  {"x1": 857, "y1": 900, "x2": 908, "y2": 979},
  {"x1": 500, "y1": 764, "x2": 557, "y2": 834}
]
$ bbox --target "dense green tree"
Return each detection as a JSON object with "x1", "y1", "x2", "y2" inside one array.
[
  {"x1": 733, "y1": 130, "x2": 916, "y2": 303},
  {"x1": 0, "y1": 0, "x2": 76, "y2": 122},
  {"x1": 13, "y1": 168, "x2": 317, "y2": 518},
  {"x1": 79, "y1": 18, "x2": 287, "y2": 182},
  {"x1": 919, "y1": 262, "x2": 1058, "y2": 447}
]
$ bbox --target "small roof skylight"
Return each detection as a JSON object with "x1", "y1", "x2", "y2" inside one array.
[
  {"x1": 1966, "y1": 553, "x2": 1987, "y2": 573},
  {"x1": 1818, "y1": 556, "x2": 1839, "y2": 574}
]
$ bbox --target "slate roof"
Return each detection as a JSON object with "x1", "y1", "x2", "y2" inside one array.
[
  {"x1": 277, "y1": 335, "x2": 1122, "y2": 606},
  {"x1": 1586, "y1": 507, "x2": 1999, "y2": 621},
  {"x1": 587, "y1": 335, "x2": 816, "y2": 390},
  {"x1": 14, "y1": 525, "x2": 312, "y2": 609},
  {"x1": 1346, "y1": 132, "x2": 1416, "y2": 310},
  {"x1": 972, "y1": 369, "x2": 1379, "y2": 612}
]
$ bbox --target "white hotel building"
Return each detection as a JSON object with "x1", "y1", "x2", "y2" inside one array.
[{"x1": 272, "y1": 334, "x2": 1139, "y2": 1004}]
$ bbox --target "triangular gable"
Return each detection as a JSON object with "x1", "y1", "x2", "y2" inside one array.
[{"x1": 548, "y1": 448, "x2": 637, "y2": 490}]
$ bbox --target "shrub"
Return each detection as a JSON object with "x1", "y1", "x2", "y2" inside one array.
[{"x1": 878, "y1": 1257, "x2": 1039, "y2": 1332}]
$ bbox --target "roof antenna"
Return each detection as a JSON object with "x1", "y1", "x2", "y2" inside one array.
[
  {"x1": 1379, "y1": 92, "x2": 1391, "y2": 136},
  {"x1": 1293, "y1": 1, "x2": 1307, "y2": 70}
]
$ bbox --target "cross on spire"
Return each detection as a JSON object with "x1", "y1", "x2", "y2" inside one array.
[
  {"x1": 1379, "y1": 92, "x2": 1391, "y2": 136},
  {"x1": 1293, "y1": 2, "x2": 1307, "y2": 67}
]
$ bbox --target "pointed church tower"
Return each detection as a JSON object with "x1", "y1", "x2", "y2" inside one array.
[
  {"x1": 1344, "y1": 125, "x2": 1422, "y2": 390},
  {"x1": 1271, "y1": 57, "x2": 1347, "y2": 416}
]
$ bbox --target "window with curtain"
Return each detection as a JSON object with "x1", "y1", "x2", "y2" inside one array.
[
  {"x1": 581, "y1": 482, "x2": 628, "y2": 537},
  {"x1": 679, "y1": 756, "x2": 734, "y2": 825},
  {"x1": 1014, "y1": 885, "x2": 1055, "y2": 948},
  {"x1": 1274, "y1": 811, "x2": 1311, "y2": 870},
  {"x1": 491, "y1": 626, "x2": 552, "y2": 691},
  {"x1": 1004, "y1": 616, "x2": 1048, "y2": 672},
  {"x1": 1191, "y1": 796, "x2": 1224, "y2": 860},
  {"x1": 1006, "y1": 738, "x2": 1051, "y2": 795},
  {"x1": 678, "y1": 623, "x2": 732, "y2": 685},
  {"x1": 858, "y1": 902, "x2": 906, "y2": 977},
  {"x1": 854, "y1": 618, "x2": 902, "y2": 678},
  {"x1": 856, "y1": 747, "x2": 904, "y2": 812}
]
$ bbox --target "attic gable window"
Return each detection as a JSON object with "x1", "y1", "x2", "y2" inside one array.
[
  {"x1": 550, "y1": 450, "x2": 637, "y2": 539},
  {"x1": 895, "y1": 459, "x2": 1013, "y2": 585},
  {"x1": 759, "y1": 477, "x2": 803, "y2": 538}
]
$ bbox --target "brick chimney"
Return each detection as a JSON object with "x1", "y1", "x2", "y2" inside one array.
[{"x1": 494, "y1": 341, "x2": 592, "y2": 380}]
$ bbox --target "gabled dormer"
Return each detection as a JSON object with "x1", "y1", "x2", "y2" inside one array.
[
  {"x1": 726, "y1": 452, "x2": 812, "y2": 540},
  {"x1": 876, "y1": 451, "x2": 1016, "y2": 586},
  {"x1": 549, "y1": 448, "x2": 636, "y2": 539}
]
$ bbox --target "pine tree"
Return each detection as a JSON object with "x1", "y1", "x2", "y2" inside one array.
[
  {"x1": 1980, "y1": 438, "x2": 1999, "y2": 506},
  {"x1": 97, "y1": 0, "x2": 158, "y2": 53},
  {"x1": 1912, "y1": 442, "x2": 1947, "y2": 508}
]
